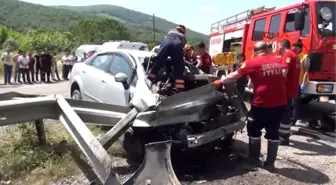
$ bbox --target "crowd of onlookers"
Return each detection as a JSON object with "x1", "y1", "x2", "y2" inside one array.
[{"x1": 1, "y1": 48, "x2": 78, "y2": 85}]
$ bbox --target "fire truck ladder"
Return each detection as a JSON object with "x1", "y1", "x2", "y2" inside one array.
[{"x1": 210, "y1": 6, "x2": 276, "y2": 34}]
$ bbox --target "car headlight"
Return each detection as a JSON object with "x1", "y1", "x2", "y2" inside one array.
[{"x1": 317, "y1": 84, "x2": 333, "y2": 93}]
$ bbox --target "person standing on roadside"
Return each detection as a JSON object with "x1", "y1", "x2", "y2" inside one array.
[
  {"x1": 51, "y1": 52, "x2": 61, "y2": 81},
  {"x1": 278, "y1": 39, "x2": 301, "y2": 146},
  {"x1": 1, "y1": 48, "x2": 14, "y2": 85},
  {"x1": 40, "y1": 48, "x2": 52, "y2": 83},
  {"x1": 69, "y1": 51, "x2": 78, "y2": 72},
  {"x1": 28, "y1": 52, "x2": 35, "y2": 83},
  {"x1": 215, "y1": 42, "x2": 287, "y2": 171},
  {"x1": 61, "y1": 51, "x2": 72, "y2": 80},
  {"x1": 34, "y1": 50, "x2": 42, "y2": 82},
  {"x1": 18, "y1": 51, "x2": 31, "y2": 84},
  {"x1": 13, "y1": 50, "x2": 22, "y2": 84}
]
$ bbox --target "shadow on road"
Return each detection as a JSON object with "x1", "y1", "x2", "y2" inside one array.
[
  {"x1": 290, "y1": 139, "x2": 336, "y2": 156},
  {"x1": 275, "y1": 159, "x2": 330, "y2": 184}
]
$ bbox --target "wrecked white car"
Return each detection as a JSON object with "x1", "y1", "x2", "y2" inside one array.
[{"x1": 69, "y1": 49, "x2": 248, "y2": 164}]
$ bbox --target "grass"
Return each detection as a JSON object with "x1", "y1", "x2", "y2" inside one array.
[{"x1": 0, "y1": 120, "x2": 123, "y2": 185}]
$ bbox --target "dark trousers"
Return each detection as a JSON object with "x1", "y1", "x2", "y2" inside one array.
[
  {"x1": 62, "y1": 65, "x2": 72, "y2": 80},
  {"x1": 151, "y1": 39, "x2": 185, "y2": 80},
  {"x1": 19, "y1": 68, "x2": 31, "y2": 83},
  {"x1": 279, "y1": 99, "x2": 293, "y2": 141},
  {"x1": 29, "y1": 68, "x2": 35, "y2": 82},
  {"x1": 36, "y1": 65, "x2": 42, "y2": 81},
  {"x1": 247, "y1": 105, "x2": 285, "y2": 140},
  {"x1": 41, "y1": 65, "x2": 51, "y2": 82},
  {"x1": 3, "y1": 64, "x2": 13, "y2": 84}
]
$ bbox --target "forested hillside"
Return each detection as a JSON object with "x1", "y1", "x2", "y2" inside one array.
[
  {"x1": 55, "y1": 5, "x2": 208, "y2": 44},
  {"x1": 0, "y1": 0, "x2": 208, "y2": 46}
]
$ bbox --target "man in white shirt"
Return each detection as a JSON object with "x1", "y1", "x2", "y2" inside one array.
[
  {"x1": 62, "y1": 51, "x2": 72, "y2": 80},
  {"x1": 18, "y1": 51, "x2": 31, "y2": 84},
  {"x1": 1, "y1": 48, "x2": 14, "y2": 85}
]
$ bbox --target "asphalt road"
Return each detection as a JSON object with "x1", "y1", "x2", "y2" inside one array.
[{"x1": 0, "y1": 81, "x2": 70, "y2": 97}]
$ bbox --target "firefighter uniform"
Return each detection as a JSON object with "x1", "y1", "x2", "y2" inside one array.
[
  {"x1": 279, "y1": 49, "x2": 301, "y2": 145},
  {"x1": 217, "y1": 42, "x2": 287, "y2": 171},
  {"x1": 149, "y1": 25, "x2": 187, "y2": 91}
]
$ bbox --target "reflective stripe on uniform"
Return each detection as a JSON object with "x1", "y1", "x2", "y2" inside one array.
[
  {"x1": 280, "y1": 124, "x2": 291, "y2": 129},
  {"x1": 175, "y1": 79, "x2": 185, "y2": 89},
  {"x1": 175, "y1": 79, "x2": 185, "y2": 84},
  {"x1": 175, "y1": 84, "x2": 185, "y2": 89},
  {"x1": 268, "y1": 139, "x2": 280, "y2": 143},
  {"x1": 279, "y1": 129, "x2": 291, "y2": 134},
  {"x1": 249, "y1": 136, "x2": 261, "y2": 140}
]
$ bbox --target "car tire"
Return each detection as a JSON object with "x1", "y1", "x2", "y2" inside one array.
[
  {"x1": 119, "y1": 128, "x2": 145, "y2": 166},
  {"x1": 71, "y1": 89, "x2": 82, "y2": 100}
]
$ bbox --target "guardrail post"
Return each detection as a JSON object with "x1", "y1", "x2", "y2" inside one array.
[{"x1": 35, "y1": 119, "x2": 46, "y2": 145}]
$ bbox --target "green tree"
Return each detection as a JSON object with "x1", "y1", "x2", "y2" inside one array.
[
  {"x1": 24, "y1": 29, "x2": 77, "y2": 52},
  {"x1": 2, "y1": 38, "x2": 19, "y2": 51},
  {"x1": 71, "y1": 18, "x2": 131, "y2": 44}
]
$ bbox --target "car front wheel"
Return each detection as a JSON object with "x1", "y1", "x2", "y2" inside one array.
[{"x1": 71, "y1": 89, "x2": 82, "y2": 100}]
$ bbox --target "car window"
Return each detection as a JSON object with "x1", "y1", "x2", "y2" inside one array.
[
  {"x1": 109, "y1": 55, "x2": 133, "y2": 78},
  {"x1": 90, "y1": 54, "x2": 113, "y2": 71},
  {"x1": 284, "y1": 10, "x2": 296, "y2": 32}
]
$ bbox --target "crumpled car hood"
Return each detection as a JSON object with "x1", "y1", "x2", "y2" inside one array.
[{"x1": 133, "y1": 83, "x2": 224, "y2": 127}]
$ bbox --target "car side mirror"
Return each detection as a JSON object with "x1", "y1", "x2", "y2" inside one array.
[
  {"x1": 294, "y1": 10, "x2": 305, "y2": 31},
  {"x1": 115, "y1": 72, "x2": 129, "y2": 89}
]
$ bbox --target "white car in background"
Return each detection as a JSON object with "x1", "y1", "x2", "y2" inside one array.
[
  {"x1": 69, "y1": 49, "x2": 154, "y2": 107},
  {"x1": 75, "y1": 44, "x2": 101, "y2": 62}
]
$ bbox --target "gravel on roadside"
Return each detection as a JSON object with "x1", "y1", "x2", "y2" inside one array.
[{"x1": 49, "y1": 126, "x2": 336, "y2": 185}]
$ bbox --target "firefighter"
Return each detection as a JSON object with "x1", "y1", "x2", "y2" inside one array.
[
  {"x1": 149, "y1": 25, "x2": 187, "y2": 91},
  {"x1": 278, "y1": 39, "x2": 301, "y2": 146},
  {"x1": 292, "y1": 40, "x2": 309, "y2": 125},
  {"x1": 214, "y1": 41, "x2": 287, "y2": 171},
  {"x1": 195, "y1": 41, "x2": 213, "y2": 74}
]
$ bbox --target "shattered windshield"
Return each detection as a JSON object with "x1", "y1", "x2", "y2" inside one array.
[{"x1": 316, "y1": 1, "x2": 336, "y2": 37}]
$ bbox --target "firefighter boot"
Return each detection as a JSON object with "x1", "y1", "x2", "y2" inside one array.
[
  {"x1": 263, "y1": 140, "x2": 279, "y2": 172},
  {"x1": 279, "y1": 136, "x2": 290, "y2": 146},
  {"x1": 247, "y1": 137, "x2": 261, "y2": 168}
]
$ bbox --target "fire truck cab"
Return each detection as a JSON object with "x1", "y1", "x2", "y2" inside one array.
[{"x1": 209, "y1": 0, "x2": 336, "y2": 102}]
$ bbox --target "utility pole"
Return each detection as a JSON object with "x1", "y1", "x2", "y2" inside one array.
[{"x1": 152, "y1": 14, "x2": 156, "y2": 43}]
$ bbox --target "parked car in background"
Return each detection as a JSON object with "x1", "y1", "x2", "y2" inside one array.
[
  {"x1": 99, "y1": 41, "x2": 149, "y2": 52},
  {"x1": 75, "y1": 45, "x2": 101, "y2": 62}
]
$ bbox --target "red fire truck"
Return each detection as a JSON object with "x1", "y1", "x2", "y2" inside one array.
[{"x1": 209, "y1": 0, "x2": 336, "y2": 102}]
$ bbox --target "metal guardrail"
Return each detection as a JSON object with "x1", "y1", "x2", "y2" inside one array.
[{"x1": 0, "y1": 92, "x2": 181, "y2": 185}]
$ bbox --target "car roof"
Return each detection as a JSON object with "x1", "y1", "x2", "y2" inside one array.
[{"x1": 97, "y1": 48, "x2": 154, "y2": 58}]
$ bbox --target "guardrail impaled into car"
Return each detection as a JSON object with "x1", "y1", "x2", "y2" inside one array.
[{"x1": 0, "y1": 92, "x2": 181, "y2": 185}]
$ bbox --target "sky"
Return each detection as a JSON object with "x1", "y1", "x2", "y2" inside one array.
[{"x1": 22, "y1": 0, "x2": 303, "y2": 35}]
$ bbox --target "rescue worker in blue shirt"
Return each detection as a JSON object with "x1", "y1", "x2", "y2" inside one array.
[{"x1": 148, "y1": 25, "x2": 187, "y2": 91}]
